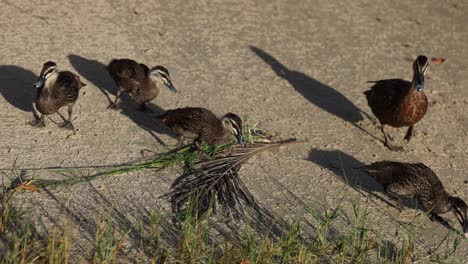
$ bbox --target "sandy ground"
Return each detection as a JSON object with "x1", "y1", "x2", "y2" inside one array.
[{"x1": 1, "y1": 0, "x2": 467, "y2": 261}]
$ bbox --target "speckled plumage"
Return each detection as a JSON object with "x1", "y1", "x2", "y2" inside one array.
[
  {"x1": 30, "y1": 61, "x2": 85, "y2": 129},
  {"x1": 107, "y1": 58, "x2": 176, "y2": 110},
  {"x1": 364, "y1": 56, "x2": 429, "y2": 151},
  {"x1": 157, "y1": 107, "x2": 243, "y2": 146},
  {"x1": 361, "y1": 161, "x2": 468, "y2": 235},
  {"x1": 362, "y1": 161, "x2": 448, "y2": 213},
  {"x1": 35, "y1": 71, "x2": 83, "y2": 115}
]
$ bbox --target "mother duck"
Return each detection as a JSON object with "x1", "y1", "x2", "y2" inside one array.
[{"x1": 364, "y1": 56, "x2": 429, "y2": 151}]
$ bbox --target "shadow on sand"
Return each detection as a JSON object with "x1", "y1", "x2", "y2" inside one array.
[
  {"x1": 250, "y1": 46, "x2": 366, "y2": 123},
  {"x1": 308, "y1": 148, "x2": 380, "y2": 192},
  {"x1": 307, "y1": 148, "x2": 460, "y2": 233},
  {"x1": 0, "y1": 65, "x2": 39, "y2": 118},
  {"x1": 307, "y1": 148, "x2": 415, "y2": 210},
  {"x1": 249, "y1": 46, "x2": 382, "y2": 143},
  {"x1": 67, "y1": 54, "x2": 175, "y2": 145},
  {"x1": 37, "y1": 181, "x2": 292, "y2": 259}
]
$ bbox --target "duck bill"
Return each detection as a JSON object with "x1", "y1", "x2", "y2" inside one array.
[
  {"x1": 414, "y1": 71, "x2": 425, "y2": 91},
  {"x1": 463, "y1": 221, "x2": 468, "y2": 238},
  {"x1": 236, "y1": 134, "x2": 245, "y2": 146},
  {"x1": 164, "y1": 82, "x2": 177, "y2": 93},
  {"x1": 34, "y1": 75, "x2": 45, "y2": 88}
]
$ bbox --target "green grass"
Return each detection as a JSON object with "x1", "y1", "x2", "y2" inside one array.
[
  {"x1": 0, "y1": 187, "x2": 464, "y2": 263},
  {"x1": 16, "y1": 124, "x2": 270, "y2": 189},
  {"x1": 0, "y1": 125, "x2": 465, "y2": 263},
  {"x1": 90, "y1": 213, "x2": 128, "y2": 263}
]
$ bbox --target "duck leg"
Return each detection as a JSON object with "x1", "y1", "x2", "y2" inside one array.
[
  {"x1": 194, "y1": 139, "x2": 211, "y2": 160},
  {"x1": 385, "y1": 184, "x2": 407, "y2": 212},
  {"x1": 28, "y1": 115, "x2": 45, "y2": 128},
  {"x1": 59, "y1": 104, "x2": 75, "y2": 130},
  {"x1": 404, "y1": 125, "x2": 414, "y2": 142},
  {"x1": 429, "y1": 213, "x2": 453, "y2": 230},
  {"x1": 381, "y1": 124, "x2": 403, "y2": 151},
  {"x1": 387, "y1": 193, "x2": 404, "y2": 212},
  {"x1": 177, "y1": 135, "x2": 185, "y2": 148},
  {"x1": 108, "y1": 89, "x2": 122, "y2": 109}
]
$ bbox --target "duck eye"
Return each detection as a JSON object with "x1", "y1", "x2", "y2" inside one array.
[{"x1": 45, "y1": 67, "x2": 56, "y2": 75}]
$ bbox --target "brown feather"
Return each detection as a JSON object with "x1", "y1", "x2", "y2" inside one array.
[
  {"x1": 361, "y1": 161, "x2": 453, "y2": 214},
  {"x1": 157, "y1": 107, "x2": 239, "y2": 146}
]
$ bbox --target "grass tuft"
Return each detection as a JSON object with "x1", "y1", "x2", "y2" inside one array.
[
  {"x1": 0, "y1": 188, "x2": 465, "y2": 263},
  {"x1": 90, "y1": 213, "x2": 128, "y2": 263}
]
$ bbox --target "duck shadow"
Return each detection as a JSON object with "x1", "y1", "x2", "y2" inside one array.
[
  {"x1": 308, "y1": 149, "x2": 463, "y2": 233},
  {"x1": 250, "y1": 46, "x2": 368, "y2": 124},
  {"x1": 67, "y1": 54, "x2": 175, "y2": 144},
  {"x1": 0, "y1": 65, "x2": 39, "y2": 117},
  {"x1": 307, "y1": 148, "x2": 419, "y2": 210}
]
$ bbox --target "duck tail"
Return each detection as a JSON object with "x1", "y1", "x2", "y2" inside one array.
[
  {"x1": 107, "y1": 59, "x2": 116, "y2": 68},
  {"x1": 359, "y1": 162, "x2": 395, "y2": 184},
  {"x1": 75, "y1": 76, "x2": 86, "y2": 89},
  {"x1": 363, "y1": 90, "x2": 373, "y2": 98}
]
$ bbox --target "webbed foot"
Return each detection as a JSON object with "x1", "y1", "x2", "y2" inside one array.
[
  {"x1": 59, "y1": 121, "x2": 75, "y2": 130},
  {"x1": 28, "y1": 118, "x2": 45, "y2": 128}
]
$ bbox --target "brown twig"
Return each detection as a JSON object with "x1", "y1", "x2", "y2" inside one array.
[{"x1": 163, "y1": 139, "x2": 306, "y2": 219}]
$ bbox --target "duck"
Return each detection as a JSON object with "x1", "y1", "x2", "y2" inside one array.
[
  {"x1": 29, "y1": 61, "x2": 85, "y2": 129},
  {"x1": 360, "y1": 161, "x2": 468, "y2": 237},
  {"x1": 364, "y1": 55, "x2": 429, "y2": 151},
  {"x1": 106, "y1": 58, "x2": 177, "y2": 111},
  {"x1": 156, "y1": 107, "x2": 244, "y2": 148}
]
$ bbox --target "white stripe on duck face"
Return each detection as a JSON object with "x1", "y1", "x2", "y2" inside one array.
[
  {"x1": 44, "y1": 67, "x2": 57, "y2": 79},
  {"x1": 44, "y1": 70, "x2": 59, "y2": 88}
]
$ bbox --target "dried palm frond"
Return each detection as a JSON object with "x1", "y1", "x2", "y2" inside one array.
[{"x1": 162, "y1": 139, "x2": 305, "y2": 219}]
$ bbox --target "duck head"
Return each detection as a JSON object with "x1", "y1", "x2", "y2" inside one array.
[
  {"x1": 448, "y1": 196, "x2": 468, "y2": 238},
  {"x1": 222, "y1": 113, "x2": 245, "y2": 146},
  {"x1": 149, "y1": 66, "x2": 177, "y2": 93},
  {"x1": 34, "y1": 61, "x2": 58, "y2": 89},
  {"x1": 412, "y1": 55, "x2": 429, "y2": 91}
]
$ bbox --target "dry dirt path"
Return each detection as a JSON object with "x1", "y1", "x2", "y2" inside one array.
[{"x1": 1, "y1": 0, "x2": 467, "y2": 261}]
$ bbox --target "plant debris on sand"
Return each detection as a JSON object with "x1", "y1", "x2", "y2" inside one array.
[{"x1": 163, "y1": 139, "x2": 305, "y2": 220}]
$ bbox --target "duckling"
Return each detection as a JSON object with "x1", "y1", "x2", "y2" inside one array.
[
  {"x1": 29, "y1": 61, "x2": 85, "y2": 129},
  {"x1": 361, "y1": 161, "x2": 468, "y2": 237},
  {"x1": 364, "y1": 56, "x2": 429, "y2": 151},
  {"x1": 156, "y1": 107, "x2": 244, "y2": 148},
  {"x1": 106, "y1": 58, "x2": 177, "y2": 111}
]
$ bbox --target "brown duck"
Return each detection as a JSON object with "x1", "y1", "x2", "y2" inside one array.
[
  {"x1": 364, "y1": 56, "x2": 429, "y2": 151},
  {"x1": 156, "y1": 107, "x2": 244, "y2": 148},
  {"x1": 29, "y1": 61, "x2": 85, "y2": 129},
  {"x1": 361, "y1": 161, "x2": 468, "y2": 236},
  {"x1": 107, "y1": 58, "x2": 177, "y2": 111}
]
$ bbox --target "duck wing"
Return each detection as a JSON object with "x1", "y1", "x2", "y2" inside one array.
[
  {"x1": 51, "y1": 71, "x2": 81, "y2": 104},
  {"x1": 107, "y1": 59, "x2": 146, "y2": 91},
  {"x1": 361, "y1": 161, "x2": 441, "y2": 190},
  {"x1": 364, "y1": 79, "x2": 411, "y2": 110},
  {"x1": 360, "y1": 161, "x2": 402, "y2": 186},
  {"x1": 157, "y1": 107, "x2": 219, "y2": 133}
]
